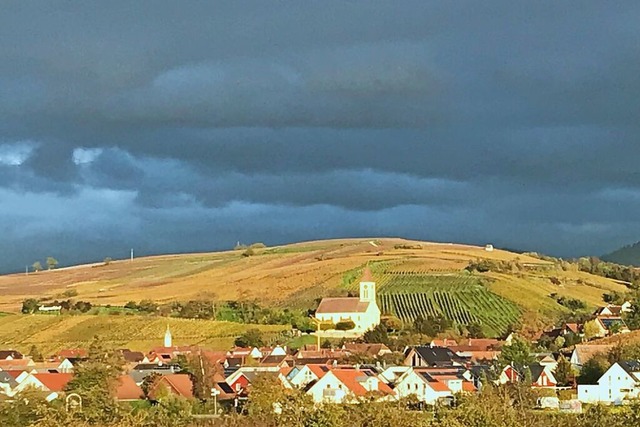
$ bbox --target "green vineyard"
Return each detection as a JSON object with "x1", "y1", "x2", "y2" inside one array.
[{"x1": 375, "y1": 274, "x2": 521, "y2": 337}]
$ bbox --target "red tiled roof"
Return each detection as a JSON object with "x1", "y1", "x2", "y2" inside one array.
[
  {"x1": 316, "y1": 298, "x2": 369, "y2": 314},
  {"x1": 462, "y1": 381, "x2": 477, "y2": 392},
  {"x1": 34, "y1": 373, "x2": 73, "y2": 391},
  {"x1": 157, "y1": 374, "x2": 194, "y2": 398},
  {"x1": 307, "y1": 364, "x2": 331, "y2": 379},
  {"x1": 331, "y1": 370, "x2": 394, "y2": 397},
  {"x1": 116, "y1": 375, "x2": 144, "y2": 400},
  {"x1": 57, "y1": 349, "x2": 88, "y2": 359},
  {"x1": 427, "y1": 380, "x2": 450, "y2": 392}
]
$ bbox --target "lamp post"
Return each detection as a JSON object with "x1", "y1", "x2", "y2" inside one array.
[
  {"x1": 310, "y1": 316, "x2": 322, "y2": 349},
  {"x1": 210, "y1": 387, "x2": 220, "y2": 415}
]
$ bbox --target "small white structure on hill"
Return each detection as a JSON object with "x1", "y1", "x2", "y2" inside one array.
[
  {"x1": 315, "y1": 267, "x2": 381, "y2": 336},
  {"x1": 164, "y1": 325, "x2": 172, "y2": 348}
]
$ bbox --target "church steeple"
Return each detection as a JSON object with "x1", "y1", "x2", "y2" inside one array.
[
  {"x1": 359, "y1": 266, "x2": 376, "y2": 303},
  {"x1": 164, "y1": 325, "x2": 172, "y2": 348}
]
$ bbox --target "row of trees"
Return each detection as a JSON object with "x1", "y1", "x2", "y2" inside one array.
[{"x1": 31, "y1": 257, "x2": 58, "y2": 272}]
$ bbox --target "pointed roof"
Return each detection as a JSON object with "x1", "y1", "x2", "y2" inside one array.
[{"x1": 361, "y1": 266, "x2": 374, "y2": 283}]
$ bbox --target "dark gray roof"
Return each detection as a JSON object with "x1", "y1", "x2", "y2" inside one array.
[
  {"x1": 0, "y1": 372, "x2": 17, "y2": 387},
  {"x1": 413, "y1": 346, "x2": 464, "y2": 366},
  {"x1": 619, "y1": 360, "x2": 640, "y2": 376},
  {"x1": 0, "y1": 350, "x2": 23, "y2": 360}
]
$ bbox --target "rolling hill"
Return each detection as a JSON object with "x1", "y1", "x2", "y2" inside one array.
[
  {"x1": 602, "y1": 241, "x2": 640, "y2": 266},
  {"x1": 0, "y1": 238, "x2": 630, "y2": 340}
]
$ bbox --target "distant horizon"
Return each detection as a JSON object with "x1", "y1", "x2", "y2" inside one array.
[{"x1": 1, "y1": 234, "x2": 628, "y2": 276}]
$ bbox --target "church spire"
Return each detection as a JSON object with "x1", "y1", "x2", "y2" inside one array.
[{"x1": 164, "y1": 324, "x2": 172, "y2": 348}]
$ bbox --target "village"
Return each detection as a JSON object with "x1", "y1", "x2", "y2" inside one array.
[{"x1": 1, "y1": 268, "x2": 639, "y2": 419}]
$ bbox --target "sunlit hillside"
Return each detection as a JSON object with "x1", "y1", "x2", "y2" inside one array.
[{"x1": 0, "y1": 238, "x2": 629, "y2": 336}]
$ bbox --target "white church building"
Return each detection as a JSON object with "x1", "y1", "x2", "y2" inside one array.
[{"x1": 315, "y1": 266, "x2": 381, "y2": 337}]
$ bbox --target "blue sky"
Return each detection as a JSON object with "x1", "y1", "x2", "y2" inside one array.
[{"x1": 1, "y1": 1, "x2": 640, "y2": 272}]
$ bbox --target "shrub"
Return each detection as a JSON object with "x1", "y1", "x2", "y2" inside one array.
[{"x1": 335, "y1": 320, "x2": 355, "y2": 331}]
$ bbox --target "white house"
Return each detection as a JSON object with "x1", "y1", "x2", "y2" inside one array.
[
  {"x1": 578, "y1": 360, "x2": 640, "y2": 405},
  {"x1": 306, "y1": 369, "x2": 395, "y2": 404},
  {"x1": 315, "y1": 267, "x2": 381, "y2": 336},
  {"x1": 288, "y1": 364, "x2": 331, "y2": 388},
  {"x1": 393, "y1": 367, "x2": 476, "y2": 405}
]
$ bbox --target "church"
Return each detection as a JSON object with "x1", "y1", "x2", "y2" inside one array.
[{"x1": 315, "y1": 266, "x2": 381, "y2": 335}]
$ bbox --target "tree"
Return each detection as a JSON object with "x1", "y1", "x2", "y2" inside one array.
[
  {"x1": 321, "y1": 339, "x2": 332, "y2": 349},
  {"x1": 234, "y1": 328, "x2": 264, "y2": 348},
  {"x1": 583, "y1": 319, "x2": 602, "y2": 340},
  {"x1": 624, "y1": 300, "x2": 640, "y2": 331},
  {"x1": 363, "y1": 324, "x2": 389, "y2": 345},
  {"x1": 64, "y1": 335, "x2": 125, "y2": 423},
  {"x1": 554, "y1": 355, "x2": 573, "y2": 386},
  {"x1": 32, "y1": 261, "x2": 42, "y2": 272},
  {"x1": 141, "y1": 372, "x2": 163, "y2": 399},
  {"x1": 184, "y1": 352, "x2": 217, "y2": 400},
  {"x1": 380, "y1": 316, "x2": 403, "y2": 332},
  {"x1": 467, "y1": 322, "x2": 485, "y2": 338},
  {"x1": 498, "y1": 337, "x2": 534, "y2": 368},
  {"x1": 578, "y1": 355, "x2": 608, "y2": 384},
  {"x1": 46, "y1": 257, "x2": 58, "y2": 270},
  {"x1": 28, "y1": 345, "x2": 43, "y2": 362},
  {"x1": 21, "y1": 299, "x2": 39, "y2": 314}
]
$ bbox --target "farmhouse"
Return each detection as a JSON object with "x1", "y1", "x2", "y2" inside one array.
[
  {"x1": 578, "y1": 360, "x2": 640, "y2": 404},
  {"x1": 315, "y1": 267, "x2": 381, "y2": 336}
]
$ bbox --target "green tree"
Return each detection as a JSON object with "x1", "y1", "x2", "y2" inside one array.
[
  {"x1": 234, "y1": 328, "x2": 264, "y2": 347},
  {"x1": 498, "y1": 337, "x2": 534, "y2": 368},
  {"x1": 624, "y1": 301, "x2": 640, "y2": 330},
  {"x1": 381, "y1": 315, "x2": 403, "y2": 332},
  {"x1": 554, "y1": 355, "x2": 573, "y2": 386},
  {"x1": 46, "y1": 257, "x2": 58, "y2": 270},
  {"x1": 141, "y1": 372, "x2": 163, "y2": 399},
  {"x1": 583, "y1": 319, "x2": 602, "y2": 340},
  {"x1": 28, "y1": 345, "x2": 43, "y2": 362},
  {"x1": 32, "y1": 261, "x2": 42, "y2": 272},
  {"x1": 363, "y1": 324, "x2": 389, "y2": 345},
  {"x1": 21, "y1": 298, "x2": 39, "y2": 314},
  {"x1": 64, "y1": 335, "x2": 124, "y2": 423},
  {"x1": 467, "y1": 322, "x2": 485, "y2": 338},
  {"x1": 578, "y1": 354, "x2": 608, "y2": 384},
  {"x1": 184, "y1": 352, "x2": 217, "y2": 400}
]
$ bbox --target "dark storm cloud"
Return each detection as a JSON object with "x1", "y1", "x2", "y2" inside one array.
[{"x1": 1, "y1": 1, "x2": 640, "y2": 272}]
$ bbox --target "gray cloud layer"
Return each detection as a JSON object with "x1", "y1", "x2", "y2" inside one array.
[{"x1": 1, "y1": 1, "x2": 639, "y2": 272}]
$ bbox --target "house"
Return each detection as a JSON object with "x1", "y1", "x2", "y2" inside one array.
[
  {"x1": 148, "y1": 374, "x2": 194, "y2": 400},
  {"x1": 55, "y1": 349, "x2": 88, "y2": 360},
  {"x1": 224, "y1": 366, "x2": 290, "y2": 394},
  {"x1": 394, "y1": 367, "x2": 476, "y2": 404},
  {"x1": 594, "y1": 303, "x2": 632, "y2": 317},
  {"x1": 343, "y1": 343, "x2": 392, "y2": 358},
  {"x1": 578, "y1": 360, "x2": 640, "y2": 404},
  {"x1": 404, "y1": 346, "x2": 466, "y2": 367},
  {"x1": 306, "y1": 368, "x2": 395, "y2": 403},
  {"x1": 129, "y1": 363, "x2": 181, "y2": 385},
  {"x1": 0, "y1": 371, "x2": 18, "y2": 395},
  {"x1": 10, "y1": 372, "x2": 73, "y2": 400},
  {"x1": 429, "y1": 339, "x2": 458, "y2": 348},
  {"x1": 0, "y1": 350, "x2": 24, "y2": 360},
  {"x1": 570, "y1": 344, "x2": 614, "y2": 369},
  {"x1": 379, "y1": 366, "x2": 411, "y2": 384},
  {"x1": 447, "y1": 339, "x2": 505, "y2": 363},
  {"x1": 594, "y1": 316, "x2": 630, "y2": 337},
  {"x1": 288, "y1": 364, "x2": 332, "y2": 388},
  {"x1": 315, "y1": 267, "x2": 381, "y2": 336},
  {"x1": 116, "y1": 375, "x2": 144, "y2": 401},
  {"x1": 498, "y1": 363, "x2": 557, "y2": 388}
]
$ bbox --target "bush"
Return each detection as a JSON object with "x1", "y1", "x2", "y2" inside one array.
[
  {"x1": 242, "y1": 248, "x2": 255, "y2": 257},
  {"x1": 335, "y1": 320, "x2": 356, "y2": 331}
]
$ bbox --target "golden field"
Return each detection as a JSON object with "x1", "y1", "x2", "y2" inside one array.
[
  {"x1": 0, "y1": 238, "x2": 628, "y2": 319},
  {"x1": 0, "y1": 313, "x2": 288, "y2": 355}
]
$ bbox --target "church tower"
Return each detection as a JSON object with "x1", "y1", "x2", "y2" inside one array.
[
  {"x1": 164, "y1": 325, "x2": 172, "y2": 348},
  {"x1": 359, "y1": 266, "x2": 376, "y2": 303}
]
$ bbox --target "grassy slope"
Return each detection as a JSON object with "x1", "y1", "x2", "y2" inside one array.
[
  {"x1": 0, "y1": 238, "x2": 629, "y2": 335},
  {"x1": 0, "y1": 314, "x2": 288, "y2": 355}
]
